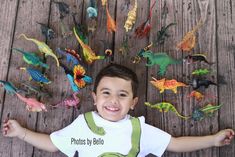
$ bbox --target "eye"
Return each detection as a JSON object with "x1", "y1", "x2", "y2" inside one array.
[
  {"x1": 102, "y1": 91, "x2": 110, "y2": 95},
  {"x1": 119, "y1": 93, "x2": 127, "y2": 97}
]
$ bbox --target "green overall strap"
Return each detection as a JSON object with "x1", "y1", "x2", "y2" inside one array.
[
  {"x1": 84, "y1": 112, "x2": 105, "y2": 135},
  {"x1": 127, "y1": 117, "x2": 141, "y2": 157}
]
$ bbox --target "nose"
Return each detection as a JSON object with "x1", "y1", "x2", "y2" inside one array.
[{"x1": 109, "y1": 95, "x2": 118, "y2": 104}]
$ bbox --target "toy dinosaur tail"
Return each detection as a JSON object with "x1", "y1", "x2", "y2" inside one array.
[{"x1": 144, "y1": 102, "x2": 152, "y2": 107}]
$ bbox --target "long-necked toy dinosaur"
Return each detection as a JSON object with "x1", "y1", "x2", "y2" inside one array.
[
  {"x1": 16, "y1": 93, "x2": 47, "y2": 112},
  {"x1": 145, "y1": 102, "x2": 189, "y2": 119},
  {"x1": 73, "y1": 27, "x2": 105, "y2": 64},
  {"x1": 18, "y1": 34, "x2": 59, "y2": 67},
  {"x1": 150, "y1": 77, "x2": 188, "y2": 94},
  {"x1": 13, "y1": 48, "x2": 49, "y2": 69},
  {"x1": 142, "y1": 51, "x2": 182, "y2": 75}
]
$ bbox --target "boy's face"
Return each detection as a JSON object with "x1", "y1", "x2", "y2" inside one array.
[{"x1": 92, "y1": 76, "x2": 138, "y2": 122}]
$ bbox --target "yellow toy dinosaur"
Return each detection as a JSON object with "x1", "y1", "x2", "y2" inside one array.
[
  {"x1": 73, "y1": 27, "x2": 105, "y2": 64},
  {"x1": 19, "y1": 34, "x2": 59, "y2": 67},
  {"x1": 150, "y1": 77, "x2": 188, "y2": 93},
  {"x1": 124, "y1": 0, "x2": 137, "y2": 32}
]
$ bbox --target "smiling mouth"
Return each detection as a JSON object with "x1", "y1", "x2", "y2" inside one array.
[{"x1": 105, "y1": 106, "x2": 120, "y2": 112}]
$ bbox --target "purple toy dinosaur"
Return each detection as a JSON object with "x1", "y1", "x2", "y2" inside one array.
[{"x1": 52, "y1": 92, "x2": 80, "y2": 109}]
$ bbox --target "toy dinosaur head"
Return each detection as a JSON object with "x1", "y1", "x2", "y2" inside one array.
[{"x1": 142, "y1": 51, "x2": 153, "y2": 58}]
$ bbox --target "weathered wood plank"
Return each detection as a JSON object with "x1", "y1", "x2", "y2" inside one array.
[
  {"x1": 181, "y1": 0, "x2": 219, "y2": 157},
  {"x1": 0, "y1": 0, "x2": 18, "y2": 125},
  {"x1": 0, "y1": 0, "x2": 52, "y2": 156},
  {"x1": 217, "y1": 0, "x2": 235, "y2": 156},
  {"x1": 0, "y1": 1, "x2": 19, "y2": 156}
]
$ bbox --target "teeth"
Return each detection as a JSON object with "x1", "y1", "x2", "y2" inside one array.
[{"x1": 106, "y1": 106, "x2": 119, "y2": 111}]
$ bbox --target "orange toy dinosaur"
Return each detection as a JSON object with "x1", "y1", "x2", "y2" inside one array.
[
  {"x1": 176, "y1": 19, "x2": 203, "y2": 52},
  {"x1": 150, "y1": 77, "x2": 188, "y2": 93},
  {"x1": 106, "y1": 5, "x2": 116, "y2": 33},
  {"x1": 16, "y1": 93, "x2": 47, "y2": 112}
]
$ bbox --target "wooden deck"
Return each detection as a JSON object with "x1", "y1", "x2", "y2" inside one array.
[{"x1": 0, "y1": 0, "x2": 234, "y2": 156}]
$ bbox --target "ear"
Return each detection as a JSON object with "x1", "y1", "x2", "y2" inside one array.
[
  {"x1": 92, "y1": 92, "x2": 97, "y2": 105},
  {"x1": 130, "y1": 97, "x2": 138, "y2": 110}
]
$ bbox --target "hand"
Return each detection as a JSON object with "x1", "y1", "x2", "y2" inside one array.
[
  {"x1": 2, "y1": 119, "x2": 26, "y2": 139},
  {"x1": 213, "y1": 129, "x2": 234, "y2": 147}
]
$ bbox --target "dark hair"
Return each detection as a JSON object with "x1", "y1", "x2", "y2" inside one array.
[{"x1": 93, "y1": 63, "x2": 139, "y2": 97}]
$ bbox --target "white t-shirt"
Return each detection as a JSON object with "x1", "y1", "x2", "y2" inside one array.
[{"x1": 50, "y1": 111, "x2": 171, "y2": 157}]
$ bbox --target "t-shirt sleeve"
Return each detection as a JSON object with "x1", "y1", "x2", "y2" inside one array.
[
  {"x1": 140, "y1": 117, "x2": 171, "y2": 157},
  {"x1": 50, "y1": 115, "x2": 83, "y2": 157}
]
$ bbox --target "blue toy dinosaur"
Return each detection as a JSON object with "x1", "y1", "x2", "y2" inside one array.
[
  {"x1": 142, "y1": 51, "x2": 182, "y2": 75},
  {"x1": 56, "y1": 48, "x2": 80, "y2": 66},
  {"x1": 20, "y1": 67, "x2": 51, "y2": 84},
  {"x1": 0, "y1": 80, "x2": 19, "y2": 95},
  {"x1": 13, "y1": 48, "x2": 49, "y2": 69}
]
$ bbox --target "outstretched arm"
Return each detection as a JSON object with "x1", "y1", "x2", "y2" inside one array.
[
  {"x1": 167, "y1": 129, "x2": 234, "y2": 152},
  {"x1": 2, "y1": 119, "x2": 58, "y2": 152}
]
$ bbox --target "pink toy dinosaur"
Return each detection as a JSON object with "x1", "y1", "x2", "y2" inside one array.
[
  {"x1": 52, "y1": 92, "x2": 80, "y2": 108},
  {"x1": 16, "y1": 93, "x2": 47, "y2": 112}
]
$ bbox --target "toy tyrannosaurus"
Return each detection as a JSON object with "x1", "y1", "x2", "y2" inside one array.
[
  {"x1": 150, "y1": 77, "x2": 188, "y2": 93},
  {"x1": 142, "y1": 51, "x2": 182, "y2": 75},
  {"x1": 19, "y1": 34, "x2": 60, "y2": 67},
  {"x1": 13, "y1": 48, "x2": 49, "y2": 69},
  {"x1": 145, "y1": 102, "x2": 189, "y2": 119},
  {"x1": 16, "y1": 93, "x2": 47, "y2": 112}
]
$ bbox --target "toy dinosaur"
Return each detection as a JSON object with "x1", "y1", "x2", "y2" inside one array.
[
  {"x1": 176, "y1": 19, "x2": 203, "y2": 52},
  {"x1": 132, "y1": 43, "x2": 153, "y2": 63},
  {"x1": 124, "y1": 0, "x2": 137, "y2": 32},
  {"x1": 73, "y1": 27, "x2": 105, "y2": 64},
  {"x1": 0, "y1": 80, "x2": 19, "y2": 95},
  {"x1": 16, "y1": 93, "x2": 47, "y2": 112},
  {"x1": 37, "y1": 22, "x2": 55, "y2": 40},
  {"x1": 21, "y1": 82, "x2": 52, "y2": 98},
  {"x1": 52, "y1": 92, "x2": 80, "y2": 109},
  {"x1": 154, "y1": 23, "x2": 176, "y2": 45},
  {"x1": 192, "y1": 68, "x2": 210, "y2": 76},
  {"x1": 59, "y1": 20, "x2": 73, "y2": 38},
  {"x1": 72, "y1": 13, "x2": 88, "y2": 44},
  {"x1": 101, "y1": 0, "x2": 107, "y2": 6},
  {"x1": 142, "y1": 51, "x2": 182, "y2": 75},
  {"x1": 60, "y1": 62, "x2": 80, "y2": 92},
  {"x1": 53, "y1": 1, "x2": 70, "y2": 19},
  {"x1": 87, "y1": 0, "x2": 98, "y2": 18},
  {"x1": 187, "y1": 90, "x2": 204, "y2": 101},
  {"x1": 183, "y1": 54, "x2": 213, "y2": 65},
  {"x1": 73, "y1": 64, "x2": 92, "y2": 89},
  {"x1": 118, "y1": 35, "x2": 130, "y2": 55},
  {"x1": 135, "y1": 0, "x2": 156, "y2": 38},
  {"x1": 12, "y1": 48, "x2": 49, "y2": 69},
  {"x1": 150, "y1": 77, "x2": 188, "y2": 93},
  {"x1": 19, "y1": 34, "x2": 60, "y2": 67},
  {"x1": 20, "y1": 67, "x2": 51, "y2": 84},
  {"x1": 56, "y1": 48, "x2": 80, "y2": 66},
  {"x1": 145, "y1": 102, "x2": 189, "y2": 119},
  {"x1": 192, "y1": 104, "x2": 222, "y2": 121},
  {"x1": 190, "y1": 78, "x2": 217, "y2": 90},
  {"x1": 106, "y1": 5, "x2": 116, "y2": 33}
]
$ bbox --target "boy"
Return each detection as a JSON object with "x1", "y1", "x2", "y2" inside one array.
[{"x1": 2, "y1": 63, "x2": 234, "y2": 157}]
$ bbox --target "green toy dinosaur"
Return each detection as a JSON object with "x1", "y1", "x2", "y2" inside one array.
[
  {"x1": 0, "y1": 80, "x2": 19, "y2": 95},
  {"x1": 19, "y1": 34, "x2": 59, "y2": 67},
  {"x1": 13, "y1": 48, "x2": 49, "y2": 69},
  {"x1": 192, "y1": 68, "x2": 210, "y2": 76},
  {"x1": 142, "y1": 51, "x2": 182, "y2": 75},
  {"x1": 145, "y1": 102, "x2": 189, "y2": 119}
]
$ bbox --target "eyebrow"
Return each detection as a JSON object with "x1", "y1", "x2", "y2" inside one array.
[{"x1": 100, "y1": 88, "x2": 129, "y2": 94}]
